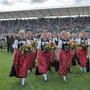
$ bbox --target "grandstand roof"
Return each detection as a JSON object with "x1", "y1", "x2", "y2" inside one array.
[{"x1": 0, "y1": 5, "x2": 90, "y2": 19}]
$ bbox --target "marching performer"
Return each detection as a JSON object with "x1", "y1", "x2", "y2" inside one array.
[
  {"x1": 10, "y1": 30, "x2": 30, "y2": 86},
  {"x1": 70, "y1": 33, "x2": 77, "y2": 66},
  {"x1": 52, "y1": 31, "x2": 59, "y2": 72},
  {"x1": 58, "y1": 31, "x2": 72, "y2": 81},
  {"x1": 27, "y1": 31, "x2": 37, "y2": 73},
  {"x1": 47, "y1": 33, "x2": 54, "y2": 67},
  {"x1": 77, "y1": 31, "x2": 89, "y2": 73},
  {"x1": 37, "y1": 30, "x2": 50, "y2": 82},
  {"x1": 67, "y1": 32, "x2": 73, "y2": 73}
]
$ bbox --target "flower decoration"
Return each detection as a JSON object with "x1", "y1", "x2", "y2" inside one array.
[
  {"x1": 31, "y1": 40, "x2": 38, "y2": 47},
  {"x1": 69, "y1": 41, "x2": 79, "y2": 50},
  {"x1": 81, "y1": 41, "x2": 89, "y2": 50},
  {"x1": 45, "y1": 42, "x2": 57, "y2": 51},
  {"x1": 19, "y1": 44, "x2": 34, "y2": 55}
]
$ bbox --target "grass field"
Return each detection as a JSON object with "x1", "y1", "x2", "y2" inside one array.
[{"x1": 0, "y1": 50, "x2": 90, "y2": 90}]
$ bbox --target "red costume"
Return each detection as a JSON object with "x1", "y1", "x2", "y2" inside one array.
[
  {"x1": 58, "y1": 50, "x2": 69, "y2": 75},
  {"x1": 14, "y1": 50, "x2": 30, "y2": 78},
  {"x1": 38, "y1": 50, "x2": 50, "y2": 73},
  {"x1": 50, "y1": 51, "x2": 54, "y2": 66},
  {"x1": 68, "y1": 50, "x2": 73, "y2": 67},
  {"x1": 77, "y1": 47, "x2": 88, "y2": 67},
  {"x1": 29, "y1": 48, "x2": 37, "y2": 70},
  {"x1": 58, "y1": 39, "x2": 73, "y2": 75}
]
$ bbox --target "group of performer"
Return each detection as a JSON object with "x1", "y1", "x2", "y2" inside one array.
[{"x1": 9, "y1": 29, "x2": 90, "y2": 86}]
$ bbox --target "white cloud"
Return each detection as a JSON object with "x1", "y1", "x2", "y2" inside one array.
[
  {"x1": 0, "y1": 0, "x2": 90, "y2": 12},
  {"x1": 31, "y1": 0, "x2": 47, "y2": 3}
]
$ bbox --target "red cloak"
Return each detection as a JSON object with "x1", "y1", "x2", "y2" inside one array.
[
  {"x1": 58, "y1": 50, "x2": 70, "y2": 75},
  {"x1": 50, "y1": 51, "x2": 54, "y2": 66},
  {"x1": 38, "y1": 50, "x2": 51, "y2": 73},
  {"x1": 77, "y1": 47, "x2": 88, "y2": 67},
  {"x1": 14, "y1": 50, "x2": 30, "y2": 78},
  {"x1": 28, "y1": 47, "x2": 37, "y2": 69}
]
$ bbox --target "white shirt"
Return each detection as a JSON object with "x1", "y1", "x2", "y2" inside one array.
[
  {"x1": 33, "y1": 37, "x2": 38, "y2": 42},
  {"x1": 12, "y1": 39, "x2": 29, "y2": 49},
  {"x1": 52, "y1": 37, "x2": 58, "y2": 44},
  {"x1": 58, "y1": 39, "x2": 62, "y2": 49},
  {"x1": 37, "y1": 39, "x2": 49, "y2": 50},
  {"x1": 76, "y1": 38, "x2": 81, "y2": 45},
  {"x1": 58, "y1": 39, "x2": 70, "y2": 49},
  {"x1": 88, "y1": 39, "x2": 90, "y2": 45}
]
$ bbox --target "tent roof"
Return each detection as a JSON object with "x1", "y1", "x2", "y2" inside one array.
[{"x1": 0, "y1": 5, "x2": 90, "y2": 19}]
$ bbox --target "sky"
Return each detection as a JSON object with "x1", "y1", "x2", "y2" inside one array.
[{"x1": 0, "y1": 0, "x2": 90, "y2": 12}]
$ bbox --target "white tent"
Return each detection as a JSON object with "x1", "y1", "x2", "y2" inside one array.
[{"x1": 0, "y1": 5, "x2": 90, "y2": 19}]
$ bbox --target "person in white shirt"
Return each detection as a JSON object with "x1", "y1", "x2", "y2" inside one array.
[
  {"x1": 77, "y1": 31, "x2": 89, "y2": 73},
  {"x1": 10, "y1": 30, "x2": 29, "y2": 86},
  {"x1": 70, "y1": 33, "x2": 77, "y2": 66},
  {"x1": 27, "y1": 31, "x2": 37, "y2": 74},
  {"x1": 36, "y1": 30, "x2": 50, "y2": 82},
  {"x1": 58, "y1": 31, "x2": 71, "y2": 81}
]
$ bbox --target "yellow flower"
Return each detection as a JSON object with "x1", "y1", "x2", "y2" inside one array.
[
  {"x1": 52, "y1": 47, "x2": 54, "y2": 49},
  {"x1": 26, "y1": 44, "x2": 29, "y2": 47},
  {"x1": 75, "y1": 42, "x2": 79, "y2": 46},
  {"x1": 85, "y1": 41, "x2": 88, "y2": 45},
  {"x1": 34, "y1": 41, "x2": 36, "y2": 43},
  {"x1": 71, "y1": 41, "x2": 75, "y2": 45}
]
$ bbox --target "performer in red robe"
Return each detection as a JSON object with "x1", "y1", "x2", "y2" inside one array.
[
  {"x1": 58, "y1": 31, "x2": 71, "y2": 81},
  {"x1": 37, "y1": 30, "x2": 50, "y2": 82},
  {"x1": 47, "y1": 33, "x2": 54, "y2": 67},
  {"x1": 70, "y1": 33, "x2": 77, "y2": 66},
  {"x1": 9, "y1": 30, "x2": 30, "y2": 86},
  {"x1": 77, "y1": 31, "x2": 89, "y2": 73},
  {"x1": 27, "y1": 31, "x2": 37, "y2": 73},
  {"x1": 67, "y1": 32, "x2": 74, "y2": 72},
  {"x1": 52, "y1": 32, "x2": 59, "y2": 71}
]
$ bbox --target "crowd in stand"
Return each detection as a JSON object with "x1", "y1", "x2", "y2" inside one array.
[{"x1": 0, "y1": 16, "x2": 90, "y2": 34}]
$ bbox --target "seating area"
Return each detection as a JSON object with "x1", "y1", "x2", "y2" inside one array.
[{"x1": 0, "y1": 16, "x2": 90, "y2": 34}]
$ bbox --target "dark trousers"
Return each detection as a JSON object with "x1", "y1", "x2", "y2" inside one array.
[
  {"x1": 72, "y1": 54, "x2": 77, "y2": 66},
  {"x1": 7, "y1": 43, "x2": 10, "y2": 52},
  {"x1": 10, "y1": 43, "x2": 13, "y2": 53},
  {"x1": 86, "y1": 59, "x2": 89, "y2": 72}
]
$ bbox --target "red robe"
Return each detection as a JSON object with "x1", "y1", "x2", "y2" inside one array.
[
  {"x1": 72, "y1": 49, "x2": 76, "y2": 55},
  {"x1": 28, "y1": 48, "x2": 37, "y2": 70},
  {"x1": 77, "y1": 47, "x2": 88, "y2": 67},
  {"x1": 68, "y1": 50, "x2": 73, "y2": 67},
  {"x1": 50, "y1": 51, "x2": 54, "y2": 66},
  {"x1": 14, "y1": 50, "x2": 30, "y2": 78},
  {"x1": 38, "y1": 50, "x2": 50, "y2": 73},
  {"x1": 58, "y1": 50, "x2": 69, "y2": 75}
]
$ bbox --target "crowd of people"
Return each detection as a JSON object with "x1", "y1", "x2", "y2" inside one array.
[
  {"x1": 0, "y1": 33, "x2": 16, "y2": 52},
  {"x1": 5, "y1": 30, "x2": 89, "y2": 87},
  {"x1": 0, "y1": 16, "x2": 90, "y2": 34}
]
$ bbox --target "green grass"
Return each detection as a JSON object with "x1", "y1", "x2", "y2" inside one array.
[{"x1": 0, "y1": 50, "x2": 90, "y2": 90}]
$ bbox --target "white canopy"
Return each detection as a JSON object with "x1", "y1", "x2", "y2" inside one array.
[{"x1": 0, "y1": 5, "x2": 90, "y2": 19}]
